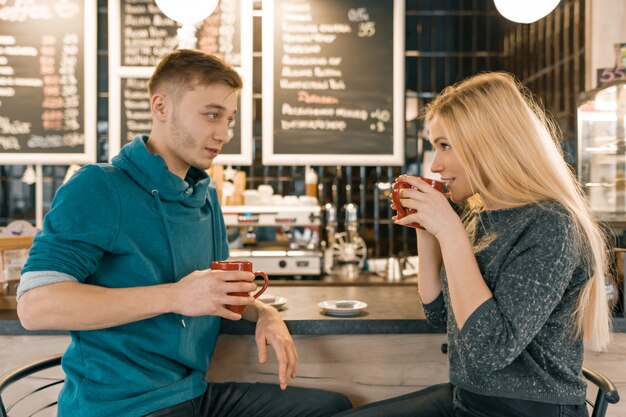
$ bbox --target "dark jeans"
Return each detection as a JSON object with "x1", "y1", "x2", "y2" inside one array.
[
  {"x1": 143, "y1": 382, "x2": 352, "y2": 417},
  {"x1": 334, "y1": 383, "x2": 589, "y2": 417}
]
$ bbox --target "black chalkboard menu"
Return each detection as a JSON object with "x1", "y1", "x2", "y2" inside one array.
[
  {"x1": 119, "y1": 0, "x2": 242, "y2": 67},
  {"x1": 0, "y1": 0, "x2": 97, "y2": 164},
  {"x1": 109, "y1": 0, "x2": 253, "y2": 165},
  {"x1": 120, "y1": 77, "x2": 151, "y2": 144},
  {"x1": 263, "y1": 0, "x2": 404, "y2": 166}
]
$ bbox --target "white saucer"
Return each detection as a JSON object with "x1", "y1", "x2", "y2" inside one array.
[
  {"x1": 259, "y1": 294, "x2": 288, "y2": 309},
  {"x1": 318, "y1": 300, "x2": 367, "y2": 317},
  {"x1": 268, "y1": 296, "x2": 287, "y2": 309}
]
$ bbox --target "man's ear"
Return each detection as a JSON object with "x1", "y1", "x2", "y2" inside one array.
[{"x1": 151, "y1": 93, "x2": 168, "y2": 122}]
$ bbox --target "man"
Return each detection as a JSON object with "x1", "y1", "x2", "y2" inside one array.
[{"x1": 17, "y1": 49, "x2": 351, "y2": 417}]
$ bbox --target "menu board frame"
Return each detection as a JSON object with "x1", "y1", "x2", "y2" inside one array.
[
  {"x1": 262, "y1": 0, "x2": 405, "y2": 166},
  {"x1": 0, "y1": 0, "x2": 97, "y2": 165},
  {"x1": 108, "y1": 0, "x2": 254, "y2": 165}
]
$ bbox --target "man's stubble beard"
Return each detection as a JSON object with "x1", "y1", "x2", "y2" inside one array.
[
  {"x1": 169, "y1": 108, "x2": 196, "y2": 148},
  {"x1": 168, "y1": 108, "x2": 214, "y2": 170}
]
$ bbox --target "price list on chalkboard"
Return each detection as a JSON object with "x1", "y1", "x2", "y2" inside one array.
[
  {"x1": 120, "y1": 77, "x2": 150, "y2": 144},
  {"x1": 110, "y1": 0, "x2": 253, "y2": 164},
  {"x1": 120, "y1": 0, "x2": 242, "y2": 67},
  {"x1": 0, "y1": 0, "x2": 96, "y2": 164},
  {"x1": 263, "y1": 0, "x2": 404, "y2": 166}
]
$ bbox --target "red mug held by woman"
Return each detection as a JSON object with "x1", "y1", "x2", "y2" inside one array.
[
  {"x1": 391, "y1": 176, "x2": 445, "y2": 229},
  {"x1": 211, "y1": 261, "x2": 269, "y2": 314}
]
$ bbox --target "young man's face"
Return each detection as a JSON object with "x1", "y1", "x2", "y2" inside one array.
[{"x1": 164, "y1": 82, "x2": 238, "y2": 175}]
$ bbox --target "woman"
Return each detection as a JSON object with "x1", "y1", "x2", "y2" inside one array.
[{"x1": 337, "y1": 72, "x2": 612, "y2": 417}]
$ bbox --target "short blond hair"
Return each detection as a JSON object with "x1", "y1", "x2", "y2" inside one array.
[{"x1": 149, "y1": 49, "x2": 242, "y2": 102}]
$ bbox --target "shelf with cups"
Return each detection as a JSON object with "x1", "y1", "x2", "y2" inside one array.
[{"x1": 222, "y1": 205, "x2": 322, "y2": 227}]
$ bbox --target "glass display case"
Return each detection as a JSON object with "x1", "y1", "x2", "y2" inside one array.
[{"x1": 578, "y1": 80, "x2": 626, "y2": 222}]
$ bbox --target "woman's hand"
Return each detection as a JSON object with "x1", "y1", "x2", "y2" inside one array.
[{"x1": 392, "y1": 175, "x2": 462, "y2": 239}]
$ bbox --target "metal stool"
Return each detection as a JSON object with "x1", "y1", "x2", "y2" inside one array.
[{"x1": 0, "y1": 354, "x2": 64, "y2": 417}]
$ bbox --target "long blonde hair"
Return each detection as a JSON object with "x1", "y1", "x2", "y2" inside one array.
[{"x1": 426, "y1": 72, "x2": 612, "y2": 352}]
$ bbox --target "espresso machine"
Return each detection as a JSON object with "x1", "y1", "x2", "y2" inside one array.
[
  {"x1": 324, "y1": 203, "x2": 367, "y2": 279},
  {"x1": 223, "y1": 204, "x2": 323, "y2": 276}
]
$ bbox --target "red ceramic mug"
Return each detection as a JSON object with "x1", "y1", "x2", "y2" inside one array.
[
  {"x1": 211, "y1": 261, "x2": 269, "y2": 314},
  {"x1": 391, "y1": 176, "x2": 445, "y2": 229}
]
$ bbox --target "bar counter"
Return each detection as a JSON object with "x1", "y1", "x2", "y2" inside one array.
[
  {"x1": 1, "y1": 283, "x2": 625, "y2": 407},
  {"x1": 1, "y1": 281, "x2": 625, "y2": 335},
  {"x1": 209, "y1": 285, "x2": 625, "y2": 406},
  {"x1": 221, "y1": 284, "x2": 440, "y2": 335},
  {"x1": 209, "y1": 284, "x2": 449, "y2": 406},
  {"x1": 0, "y1": 283, "x2": 451, "y2": 405}
]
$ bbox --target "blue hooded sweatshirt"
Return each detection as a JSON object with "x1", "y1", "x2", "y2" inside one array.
[{"x1": 20, "y1": 136, "x2": 229, "y2": 417}]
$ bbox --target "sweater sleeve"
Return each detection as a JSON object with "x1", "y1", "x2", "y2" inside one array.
[
  {"x1": 21, "y1": 165, "x2": 121, "y2": 283},
  {"x1": 456, "y1": 211, "x2": 579, "y2": 372},
  {"x1": 421, "y1": 292, "x2": 447, "y2": 329}
]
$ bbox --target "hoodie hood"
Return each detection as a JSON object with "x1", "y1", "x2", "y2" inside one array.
[{"x1": 112, "y1": 136, "x2": 211, "y2": 208}]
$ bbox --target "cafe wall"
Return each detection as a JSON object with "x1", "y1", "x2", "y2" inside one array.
[
  {"x1": 501, "y1": 0, "x2": 586, "y2": 168},
  {"x1": 587, "y1": 0, "x2": 626, "y2": 91},
  {"x1": 0, "y1": 0, "x2": 588, "y2": 259}
]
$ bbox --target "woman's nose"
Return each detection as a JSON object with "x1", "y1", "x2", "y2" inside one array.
[{"x1": 430, "y1": 153, "x2": 443, "y2": 172}]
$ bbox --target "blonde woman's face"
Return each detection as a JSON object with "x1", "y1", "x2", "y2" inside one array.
[{"x1": 428, "y1": 116, "x2": 474, "y2": 203}]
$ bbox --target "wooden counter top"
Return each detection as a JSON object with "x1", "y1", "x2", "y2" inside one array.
[
  {"x1": 260, "y1": 285, "x2": 423, "y2": 320},
  {"x1": 2, "y1": 284, "x2": 625, "y2": 335},
  {"x1": 220, "y1": 285, "x2": 442, "y2": 336}
]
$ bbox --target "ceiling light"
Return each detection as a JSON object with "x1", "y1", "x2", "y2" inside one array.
[
  {"x1": 154, "y1": 0, "x2": 218, "y2": 26},
  {"x1": 493, "y1": 0, "x2": 561, "y2": 24},
  {"x1": 155, "y1": 0, "x2": 219, "y2": 48}
]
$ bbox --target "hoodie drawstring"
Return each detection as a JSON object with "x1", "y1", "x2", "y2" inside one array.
[{"x1": 152, "y1": 189, "x2": 186, "y2": 328}]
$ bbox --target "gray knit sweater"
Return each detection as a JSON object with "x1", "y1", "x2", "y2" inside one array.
[{"x1": 422, "y1": 201, "x2": 590, "y2": 405}]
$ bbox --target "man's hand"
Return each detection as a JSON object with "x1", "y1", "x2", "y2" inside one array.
[
  {"x1": 250, "y1": 302, "x2": 297, "y2": 390},
  {"x1": 172, "y1": 269, "x2": 257, "y2": 320}
]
